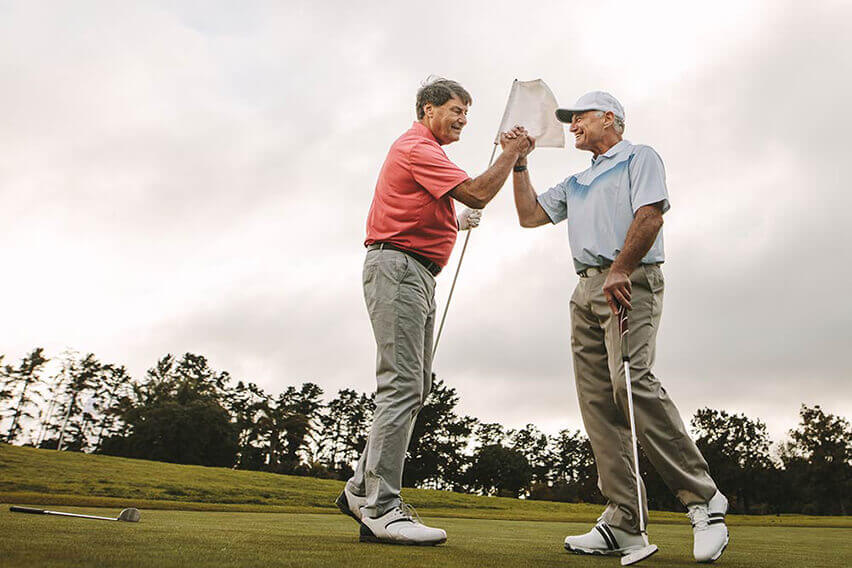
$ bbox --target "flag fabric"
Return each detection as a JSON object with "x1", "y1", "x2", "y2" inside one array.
[{"x1": 494, "y1": 79, "x2": 565, "y2": 148}]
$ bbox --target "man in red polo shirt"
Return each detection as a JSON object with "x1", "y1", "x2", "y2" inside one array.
[{"x1": 336, "y1": 77, "x2": 533, "y2": 546}]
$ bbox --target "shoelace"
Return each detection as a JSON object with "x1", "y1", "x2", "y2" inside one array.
[
  {"x1": 687, "y1": 504, "x2": 710, "y2": 529},
  {"x1": 399, "y1": 501, "x2": 423, "y2": 525}
]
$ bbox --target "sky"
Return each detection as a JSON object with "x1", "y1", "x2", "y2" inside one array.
[{"x1": 1, "y1": 0, "x2": 850, "y2": 444}]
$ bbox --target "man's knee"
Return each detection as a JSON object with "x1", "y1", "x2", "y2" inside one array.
[{"x1": 376, "y1": 374, "x2": 425, "y2": 412}]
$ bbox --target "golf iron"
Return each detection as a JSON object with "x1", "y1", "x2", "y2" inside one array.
[
  {"x1": 10, "y1": 505, "x2": 140, "y2": 522},
  {"x1": 618, "y1": 305, "x2": 658, "y2": 566}
]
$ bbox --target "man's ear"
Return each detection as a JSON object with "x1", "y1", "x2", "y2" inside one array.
[
  {"x1": 423, "y1": 103, "x2": 433, "y2": 119},
  {"x1": 604, "y1": 110, "x2": 615, "y2": 129}
]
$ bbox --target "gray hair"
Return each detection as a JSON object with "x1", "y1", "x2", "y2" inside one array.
[
  {"x1": 416, "y1": 76, "x2": 472, "y2": 119},
  {"x1": 594, "y1": 110, "x2": 625, "y2": 134}
]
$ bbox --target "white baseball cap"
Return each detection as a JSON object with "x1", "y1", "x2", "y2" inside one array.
[{"x1": 555, "y1": 91, "x2": 625, "y2": 123}]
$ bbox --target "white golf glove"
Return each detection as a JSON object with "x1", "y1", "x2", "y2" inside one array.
[{"x1": 458, "y1": 208, "x2": 482, "y2": 231}]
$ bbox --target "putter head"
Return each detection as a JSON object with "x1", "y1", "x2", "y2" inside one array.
[
  {"x1": 621, "y1": 544, "x2": 658, "y2": 566},
  {"x1": 117, "y1": 508, "x2": 141, "y2": 522}
]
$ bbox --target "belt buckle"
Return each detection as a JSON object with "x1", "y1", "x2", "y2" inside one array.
[{"x1": 579, "y1": 266, "x2": 606, "y2": 278}]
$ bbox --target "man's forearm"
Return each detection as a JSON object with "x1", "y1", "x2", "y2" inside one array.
[
  {"x1": 512, "y1": 160, "x2": 539, "y2": 227},
  {"x1": 461, "y1": 149, "x2": 519, "y2": 208},
  {"x1": 611, "y1": 205, "x2": 664, "y2": 274}
]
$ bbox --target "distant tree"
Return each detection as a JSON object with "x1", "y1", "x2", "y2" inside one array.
[
  {"x1": 532, "y1": 429, "x2": 601, "y2": 504},
  {"x1": 474, "y1": 422, "x2": 507, "y2": 447},
  {"x1": 91, "y1": 365, "x2": 133, "y2": 452},
  {"x1": 55, "y1": 353, "x2": 104, "y2": 451},
  {"x1": 510, "y1": 424, "x2": 552, "y2": 487},
  {"x1": 0, "y1": 354, "x2": 9, "y2": 405},
  {"x1": 691, "y1": 408, "x2": 775, "y2": 513},
  {"x1": 225, "y1": 381, "x2": 270, "y2": 469},
  {"x1": 780, "y1": 405, "x2": 851, "y2": 515},
  {"x1": 242, "y1": 393, "x2": 278, "y2": 471},
  {"x1": 466, "y1": 444, "x2": 531, "y2": 497},
  {"x1": 105, "y1": 398, "x2": 238, "y2": 466},
  {"x1": 403, "y1": 377, "x2": 475, "y2": 490},
  {"x1": 100, "y1": 353, "x2": 238, "y2": 466},
  {"x1": 237, "y1": 382, "x2": 324, "y2": 474},
  {"x1": 319, "y1": 388, "x2": 375, "y2": 477},
  {"x1": 3, "y1": 348, "x2": 49, "y2": 444},
  {"x1": 274, "y1": 382, "x2": 324, "y2": 473},
  {"x1": 290, "y1": 382, "x2": 325, "y2": 464},
  {"x1": 35, "y1": 349, "x2": 80, "y2": 449}
]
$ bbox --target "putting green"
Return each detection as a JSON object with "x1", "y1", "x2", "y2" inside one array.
[{"x1": 1, "y1": 507, "x2": 850, "y2": 568}]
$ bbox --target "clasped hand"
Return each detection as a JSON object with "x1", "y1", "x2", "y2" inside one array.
[{"x1": 499, "y1": 125, "x2": 535, "y2": 159}]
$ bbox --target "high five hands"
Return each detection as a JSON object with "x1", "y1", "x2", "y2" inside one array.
[{"x1": 499, "y1": 125, "x2": 536, "y2": 160}]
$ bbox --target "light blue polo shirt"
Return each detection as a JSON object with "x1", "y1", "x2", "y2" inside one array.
[{"x1": 537, "y1": 140, "x2": 670, "y2": 273}]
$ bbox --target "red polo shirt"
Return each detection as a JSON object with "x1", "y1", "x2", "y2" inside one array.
[{"x1": 364, "y1": 122, "x2": 471, "y2": 268}]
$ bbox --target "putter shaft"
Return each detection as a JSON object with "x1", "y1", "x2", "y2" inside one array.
[
  {"x1": 619, "y1": 306, "x2": 647, "y2": 538},
  {"x1": 9, "y1": 505, "x2": 137, "y2": 522}
]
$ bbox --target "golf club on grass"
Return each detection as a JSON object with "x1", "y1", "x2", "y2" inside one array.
[
  {"x1": 618, "y1": 304, "x2": 658, "y2": 566},
  {"x1": 9, "y1": 506, "x2": 140, "y2": 523}
]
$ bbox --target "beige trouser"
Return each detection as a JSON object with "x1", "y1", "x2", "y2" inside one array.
[
  {"x1": 348, "y1": 248, "x2": 435, "y2": 518},
  {"x1": 570, "y1": 264, "x2": 717, "y2": 533}
]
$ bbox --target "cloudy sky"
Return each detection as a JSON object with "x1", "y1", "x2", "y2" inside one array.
[{"x1": 1, "y1": 0, "x2": 849, "y2": 443}]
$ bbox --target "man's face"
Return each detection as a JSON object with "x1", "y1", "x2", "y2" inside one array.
[
  {"x1": 568, "y1": 110, "x2": 606, "y2": 152},
  {"x1": 425, "y1": 96, "x2": 468, "y2": 145}
]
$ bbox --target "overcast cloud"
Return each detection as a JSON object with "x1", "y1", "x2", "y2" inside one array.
[{"x1": 1, "y1": 0, "x2": 850, "y2": 442}]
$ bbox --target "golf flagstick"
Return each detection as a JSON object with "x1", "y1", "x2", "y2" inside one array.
[
  {"x1": 432, "y1": 78, "x2": 565, "y2": 360},
  {"x1": 618, "y1": 304, "x2": 658, "y2": 566}
]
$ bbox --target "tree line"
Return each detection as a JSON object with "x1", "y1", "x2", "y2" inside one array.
[{"x1": 1, "y1": 348, "x2": 849, "y2": 516}]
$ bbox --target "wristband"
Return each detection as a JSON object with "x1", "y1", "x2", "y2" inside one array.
[{"x1": 513, "y1": 165, "x2": 527, "y2": 172}]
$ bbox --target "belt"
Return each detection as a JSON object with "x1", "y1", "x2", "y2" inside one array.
[
  {"x1": 577, "y1": 265, "x2": 611, "y2": 278},
  {"x1": 367, "y1": 243, "x2": 442, "y2": 276},
  {"x1": 577, "y1": 262, "x2": 662, "y2": 278}
]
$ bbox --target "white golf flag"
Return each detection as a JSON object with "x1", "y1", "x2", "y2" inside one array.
[{"x1": 494, "y1": 79, "x2": 565, "y2": 148}]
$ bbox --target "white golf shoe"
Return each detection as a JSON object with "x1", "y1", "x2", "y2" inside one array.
[
  {"x1": 360, "y1": 504, "x2": 447, "y2": 546},
  {"x1": 688, "y1": 491, "x2": 729, "y2": 563},
  {"x1": 335, "y1": 484, "x2": 367, "y2": 524},
  {"x1": 564, "y1": 522, "x2": 646, "y2": 556}
]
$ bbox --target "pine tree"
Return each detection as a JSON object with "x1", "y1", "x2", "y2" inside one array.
[
  {"x1": 56, "y1": 353, "x2": 103, "y2": 451},
  {"x1": 92, "y1": 365, "x2": 133, "y2": 452},
  {"x1": 4, "y1": 348, "x2": 49, "y2": 444}
]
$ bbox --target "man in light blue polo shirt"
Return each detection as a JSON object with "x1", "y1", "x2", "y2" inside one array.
[{"x1": 508, "y1": 91, "x2": 729, "y2": 564}]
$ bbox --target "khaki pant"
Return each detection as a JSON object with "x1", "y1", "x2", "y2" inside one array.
[
  {"x1": 348, "y1": 249, "x2": 435, "y2": 518},
  {"x1": 570, "y1": 264, "x2": 717, "y2": 533}
]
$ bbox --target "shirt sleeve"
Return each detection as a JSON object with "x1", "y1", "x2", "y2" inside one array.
[
  {"x1": 409, "y1": 141, "x2": 471, "y2": 199},
  {"x1": 629, "y1": 145, "x2": 670, "y2": 214},
  {"x1": 536, "y1": 177, "x2": 571, "y2": 224}
]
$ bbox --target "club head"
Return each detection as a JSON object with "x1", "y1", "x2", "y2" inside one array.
[
  {"x1": 621, "y1": 544, "x2": 658, "y2": 566},
  {"x1": 117, "y1": 508, "x2": 140, "y2": 522}
]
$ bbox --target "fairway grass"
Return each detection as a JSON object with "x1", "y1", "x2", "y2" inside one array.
[
  {"x1": 1, "y1": 507, "x2": 851, "y2": 568},
  {"x1": 2, "y1": 444, "x2": 849, "y2": 528}
]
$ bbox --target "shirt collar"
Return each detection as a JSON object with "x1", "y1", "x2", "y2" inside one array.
[
  {"x1": 411, "y1": 121, "x2": 440, "y2": 144},
  {"x1": 591, "y1": 139, "x2": 630, "y2": 165}
]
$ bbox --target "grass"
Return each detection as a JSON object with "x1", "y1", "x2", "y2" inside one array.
[
  {"x1": 1, "y1": 508, "x2": 850, "y2": 568},
  {"x1": 1, "y1": 443, "x2": 850, "y2": 567},
  {"x1": 2, "y1": 444, "x2": 848, "y2": 527}
]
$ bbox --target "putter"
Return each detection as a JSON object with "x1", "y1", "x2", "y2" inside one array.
[
  {"x1": 618, "y1": 304, "x2": 658, "y2": 566},
  {"x1": 9, "y1": 506, "x2": 140, "y2": 522}
]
